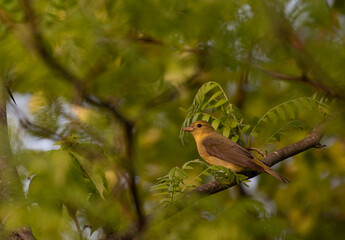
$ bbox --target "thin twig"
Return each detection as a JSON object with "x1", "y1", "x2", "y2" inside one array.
[{"x1": 67, "y1": 206, "x2": 83, "y2": 240}]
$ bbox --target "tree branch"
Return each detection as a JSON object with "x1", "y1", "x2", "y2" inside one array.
[
  {"x1": 258, "y1": 68, "x2": 344, "y2": 100},
  {"x1": 261, "y1": 1, "x2": 345, "y2": 101},
  {"x1": 18, "y1": 0, "x2": 146, "y2": 234},
  {"x1": 110, "y1": 125, "x2": 323, "y2": 240},
  {"x1": 190, "y1": 125, "x2": 323, "y2": 196},
  {"x1": 19, "y1": 0, "x2": 84, "y2": 98}
]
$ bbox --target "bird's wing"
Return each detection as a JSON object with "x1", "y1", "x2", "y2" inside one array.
[{"x1": 202, "y1": 136, "x2": 265, "y2": 172}]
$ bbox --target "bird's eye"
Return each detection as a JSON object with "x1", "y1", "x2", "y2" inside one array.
[{"x1": 197, "y1": 123, "x2": 202, "y2": 128}]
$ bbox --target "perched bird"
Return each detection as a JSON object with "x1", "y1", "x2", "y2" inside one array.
[{"x1": 183, "y1": 120, "x2": 288, "y2": 183}]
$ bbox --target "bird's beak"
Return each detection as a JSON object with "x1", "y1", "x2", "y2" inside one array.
[{"x1": 182, "y1": 126, "x2": 194, "y2": 132}]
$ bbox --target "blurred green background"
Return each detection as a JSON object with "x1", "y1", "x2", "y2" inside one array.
[{"x1": 0, "y1": 0, "x2": 345, "y2": 239}]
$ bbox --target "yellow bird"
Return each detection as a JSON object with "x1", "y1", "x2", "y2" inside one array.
[{"x1": 183, "y1": 120, "x2": 288, "y2": 183}]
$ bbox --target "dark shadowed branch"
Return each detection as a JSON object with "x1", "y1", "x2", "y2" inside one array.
[
  {"x1": 18, "y1": 0, "x2": 145, "y2": 233},
  {"x1": 261, "y1": 1, "x2": 345, "y2": 101},
  {"x1": 258, "y1": 68, "x2": 344, "y2": 101}
]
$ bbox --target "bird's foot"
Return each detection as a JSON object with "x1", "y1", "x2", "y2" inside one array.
[{"x1": 247, "y1": 146, "x2": 267, "y2": 158}]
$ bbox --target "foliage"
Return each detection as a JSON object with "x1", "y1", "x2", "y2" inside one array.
[
  {"x1": 157, "y1": 81, "x2": 326, "y2": 207},
  {"x1": 180, "y1": 81, "x2": 249, "y2": 144},
  {"x1": 248, "y1": 96, "x2": 329, "y2": 147},
  {"x1": 0, "y1": 0, "x2": 344, "y2": 240},
  {"x1": 151, "y1": 159, "x2": 249, "y2": 205},
  {"x1": 180, "y1": 82, "x2": 328, "y2": 148}
]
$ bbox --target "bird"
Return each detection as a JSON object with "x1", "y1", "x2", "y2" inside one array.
[{"x1": 183, "y1": 120, "x2": 288, "y2": 183}]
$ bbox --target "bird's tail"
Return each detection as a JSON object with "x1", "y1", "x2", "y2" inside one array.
[
  {"x1": 252, "y1": 158, "x2": 289, "y2": 183},
  {"x1": 264, "y1": 167, "x2": 290, "y2": 184}
]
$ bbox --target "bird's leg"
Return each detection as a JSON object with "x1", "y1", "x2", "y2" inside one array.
[{"x1": 247, "y1": 146, "x2": 266, "y2": 158}]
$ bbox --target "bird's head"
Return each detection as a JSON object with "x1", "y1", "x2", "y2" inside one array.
[{"x1": 182, "y1": 120, "x2": 215, "y2": 139}]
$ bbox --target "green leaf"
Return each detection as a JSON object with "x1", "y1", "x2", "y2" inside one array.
[
  {"x1": 261, "y1": 117, "x2": 269, "y2": 123},
  {"x1": 182, "y1": 159, "x2": 205, "y2": 169},
  {"x1": 248, "y1": 97, "x2": 328, "y2": 145},
  {"x1": 276, "y1": 107, "x2": 286, "y2": 120},
  {"x1": 229, "y1": 119, "x2": 239, "y2": 128},
  {"x1": 202, "y1": 114, "x2": 211, "y2": 121},
  {"x1": 213, "y1": 99, "x2": 228, "y2": 108},
  {"x1": 194, "y1": 93, "x2": 203, "y2": 105},
  {"x1": 268, "y1": 112, "x2": 277, "y2": 124},
  {"x1": 70, "y1": 153, "x2": 104, "y2": 200},
  {"x1": 201, "y1": 91, "x2": 223, "y2": 110},
  {"x1": 182, "y1": 166, "x2": 193, "y2": 170},
  {"x1": 150, "y1": 183, "x2": 170, "y2": 191},
  {"x1": 204, "y1": 82, "x2": 218, "y2": 93},
  {"x1": 176, "y1": 168, "x2": 188, "y2": 179},
  {"x1": 158, "y1": 199, "x2": 170, "y2": 205},
  {"x1": 168, "y1": 168, "x2": 177, "y2": 179},
  {"x1": 192, "y1": 113, "x2": 201, "y2": 122},
  {"x1": 209, "y1": 91, "x2": 223, "y2": 102},
  {"x1": 241, "y1": 181, "x2": 250, "y2": 187},
  {"x1": 179, "y1": 107, "x2": 188, "y2": 113},
  {"x1": 274, "y1": 133, "x2": 281, "y2": 142},
  {"x1": 284, "y1": 103, "x2": 295, "y2": 119},
  {"x1": 241, "y1": 124, "x2": 251, "y2": 133},
  {"x1": 154, "y1": 192, "x2": 170, "y2": 196},
  {"x1": 223, "y1": 126, "x2": 231, "y2": 138},
  {"x1": 209, "y1": 166, "x2": 221, "y2": 171},
  {"x1": 231, "y1": 135, "x2": 239, "y2": 142},
  {"x1": 211, "y1": 119, "x2": 221, "y2": 130},
  {"x1": 261, "y1": 120, "x2": 306, "y2": 146},
  {"x1": 298, "y1": 98, "x2": 313, "y2": 110}
]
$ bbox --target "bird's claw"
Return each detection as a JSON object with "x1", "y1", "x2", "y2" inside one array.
[{"x1": 247, "y1": 146, "x2": 267, "y2": 158}]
